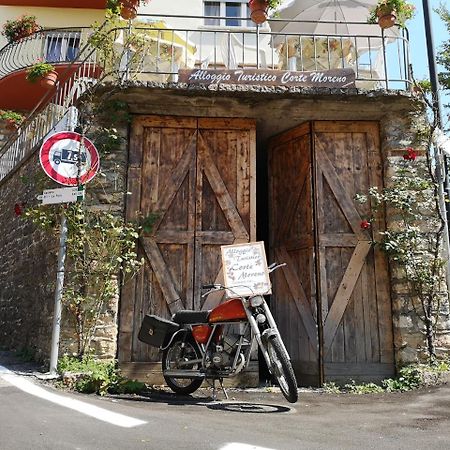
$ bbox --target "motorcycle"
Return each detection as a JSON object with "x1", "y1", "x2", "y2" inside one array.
[{"x1": 138, "y1": 262, "x2": 298, "y2": 403}]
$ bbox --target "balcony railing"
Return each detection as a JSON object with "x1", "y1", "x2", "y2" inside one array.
[
  {"x1": 0, "y1": 14, "x2": 411, "y2": 183},
  {"x1": 0, "y1": 28, "x2": 94, "y2": 78}
]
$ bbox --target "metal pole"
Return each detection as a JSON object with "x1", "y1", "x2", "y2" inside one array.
[
  {"x1": 256, "y1": 23, "x2": 260, "y2": 69},
  {"x1": 421, "y1": 0, "x2": 450, "y2": 296},
  {"x1": 422, "y1": 0, "x2": 444, "y2": 126},
  {"x1": 49, "y1": 213, "x2": 68, "y2": 375}
]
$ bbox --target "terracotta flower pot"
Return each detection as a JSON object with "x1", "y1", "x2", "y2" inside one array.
[
  {"x1": 13, "y1": 30, "x2": 34, "y2": 41},
  {"x1": 39, "y1": 70, "x2": 58, "y2": 88},
  {"x1": 5, "y1": 119, "x2": 18, "y2": 131},
  {"x1": 376, "y1": 6, "x2": 397, "y2": 29},
  {"x1": 120, "y1": 5, "x2": 137, "y2": 19},
  {"x1": 120, "y1": 0, "x2": 139, "y2": 19},
  {"x1": 122, "y1": 0, "x2": 139, "y2": 6},
  {"x1": 1, "y1": 119, "x2": 18, "y2": 132},
  {"x1": 249, "y1": 0, "x2": 269, "y2": 24}
]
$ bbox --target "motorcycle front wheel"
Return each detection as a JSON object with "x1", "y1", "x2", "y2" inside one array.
[
  {"x1": 162, "y1": 335, "x2": 203, "y2": 395},
  {"x1": 266, "y1": 335, "x2": 298, "y2": 403}
]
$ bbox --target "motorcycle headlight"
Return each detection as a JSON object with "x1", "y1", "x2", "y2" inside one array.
[{"x1": 250, "y1": 296, "x2": 264, "y2": 307}]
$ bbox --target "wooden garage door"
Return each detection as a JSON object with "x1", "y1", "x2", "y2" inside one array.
[
  {"x1": 119, "y1": 116, "x2": 256, "y2": 379},
  {"x1": 314, "y1": 121, "x2": 394, "y2": 383},
  {"x1": 268, "y1": 123, "x2": 319, "y2": 386},
  {"x1": 269, "y1": 121, "x2": 394, "y2": 385}
]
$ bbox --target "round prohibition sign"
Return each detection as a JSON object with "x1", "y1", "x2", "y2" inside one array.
[{"x1": 39, "y1": 131, "x2": 100, "y2": 186}]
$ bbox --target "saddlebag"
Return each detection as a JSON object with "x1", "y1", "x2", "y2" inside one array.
[{"x1": 138, "y1": 315, "x2": 180, "y2": 348}]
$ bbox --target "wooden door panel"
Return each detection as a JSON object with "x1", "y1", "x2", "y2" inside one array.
[
  {"x1": 269, "y1": 121, "x2": 393, "y2": 385},
  {"x1": 269, "y1": 123, "x2": 319, "y2": 385},
  {"x1": 120, "y1": 117, "x2": 197, "y2": 371},
  {"x1": 120, "y1": 116, "x2": 256, "y2": 378},
  {"x1": 195, "y1": 119, "x2": 256, "y2": 311},
  {"x1": 314, "y1": 121, "x2": 394, "y2": 382}
]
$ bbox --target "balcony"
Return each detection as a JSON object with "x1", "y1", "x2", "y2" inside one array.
[
  {"x1": 0, "y1": 13, "x2": 411, "y2": 183},
  {"x1": 0, "y1": 28, "x2": 101, "y2": 110}
]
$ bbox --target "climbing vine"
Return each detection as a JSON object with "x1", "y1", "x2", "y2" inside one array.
[
  {"x1": 356, "y1": 106, "x2": 447, "y2": 362},
  {"x1": 25, "y1": 203, "x2": 143, "y2": 357}
]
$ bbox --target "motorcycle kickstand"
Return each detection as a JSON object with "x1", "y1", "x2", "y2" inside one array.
[{"x1": 212, "y1": 378, "x2": 228, "y2": 401}]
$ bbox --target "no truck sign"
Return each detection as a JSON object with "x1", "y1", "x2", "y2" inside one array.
[{"x1": 39, "y1": 131, "x2": 100, "y2": 186}]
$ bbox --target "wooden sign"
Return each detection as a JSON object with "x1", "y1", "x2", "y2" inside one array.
[
  {"x1": 221, "y1": 241, "x2": 271, "y2": 297},
  {"x1": 179, "y1": 68, "x2": 355, "y2": 89}
]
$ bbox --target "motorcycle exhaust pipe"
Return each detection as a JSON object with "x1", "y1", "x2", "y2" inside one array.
[{"x1": 163, "y1": 370, "x2": 205, "y2": 379}]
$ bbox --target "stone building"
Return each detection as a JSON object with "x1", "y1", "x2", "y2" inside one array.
[{"x1": 0, "y1": 1, "x2": 449, "y2": 386}]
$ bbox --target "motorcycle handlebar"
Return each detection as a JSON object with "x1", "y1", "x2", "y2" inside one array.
[{"x1": 202, "y1": 284, "x2": 220, "y2": 290}]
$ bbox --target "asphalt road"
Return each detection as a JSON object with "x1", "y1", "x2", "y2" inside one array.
[{"x1": 1, "y1": 354, "x2": 450, "y2": 450}]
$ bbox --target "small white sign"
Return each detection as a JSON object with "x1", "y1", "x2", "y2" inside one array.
[
  {"x1": 221, "y1": 241, "x2": 271, "y2": 297},
  {"x1": 41, "y1": 186, "x2": 85, "y2": 205}
]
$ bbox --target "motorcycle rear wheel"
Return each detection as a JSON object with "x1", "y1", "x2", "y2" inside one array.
[
  {"x1": 162, "y1": 335, "x2": 203, "y2": 395},
  {"x1": 266, "y1": 335, "x2": 298, "y2": 403}
]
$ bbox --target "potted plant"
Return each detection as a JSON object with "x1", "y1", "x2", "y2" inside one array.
[
  {"x1": 26, "y1": 61, "x2": 58, "y2": 88},
  {"x1": 368, "y1": 0, "x2": 416, "y2": 29},
  {"x1": 249, "y1": 0, "x2": 283, "y2": 24},
  {"x1": 1, "y1": 15, "x2": 41, "y2": 43},
  {"x1": 0, "y1": 110, "x2": 24, "y2": 131},
  {"x1": 107, "y1": 0, "x2": 149, "y2": 20}
]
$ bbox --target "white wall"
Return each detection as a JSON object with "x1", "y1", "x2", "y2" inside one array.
[{"x1": 0, "y1": 6, "x2": 105, "y2": 49}]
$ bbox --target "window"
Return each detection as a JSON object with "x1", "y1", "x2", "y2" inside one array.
[
  {"x1": 45, "y1": 33, "x2": 81, "y2": 63},
  {"x1": 204, "y1": 1, "x2": 220, "y2": 26},
  {"x1": 204, "y1": 1, "x2": 253, "y2": 27}
]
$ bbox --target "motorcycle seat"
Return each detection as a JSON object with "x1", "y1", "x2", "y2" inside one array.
[{"x1": 172, "y1": 310, "x2": 210, "y2": 325}]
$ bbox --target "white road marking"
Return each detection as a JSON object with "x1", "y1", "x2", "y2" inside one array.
[
  {"x1": 0, "y1": 365, "x2": 147, "y2": 428},
  {"x1": 219, "y1": 444, "x2": 277, "y2": 450}
]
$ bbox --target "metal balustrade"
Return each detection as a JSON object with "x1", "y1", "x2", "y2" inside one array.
[
  {"x1": 0, "y1": 15, "x2": 411, "y2": 184},
  {"x1": 0, "y1": 28, "x2": 93, "y2": 78}
]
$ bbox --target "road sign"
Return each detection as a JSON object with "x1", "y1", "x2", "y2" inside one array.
[
  {"x1": 37, "y1": 186, "x2": 85, "y2": 205},
  {"x1": 39, "y1": 131, "x2": 100, "y2": 186}
]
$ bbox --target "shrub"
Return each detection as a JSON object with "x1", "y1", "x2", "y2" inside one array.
[{"x1": 58, "y1": 355, "x2": 145, "y2": 396}]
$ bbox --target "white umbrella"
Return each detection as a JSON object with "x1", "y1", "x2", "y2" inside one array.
[
  {"x1": 270, "y1": 0, "x2": 394, "y2": 37},
  {"x1": 269, "y1": 0, "x2": 399, "y2": 80}
]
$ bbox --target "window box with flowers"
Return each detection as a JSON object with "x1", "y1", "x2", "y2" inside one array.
[
  {"x1": 368, "y1": 0, "x2": 416, "y2": 29},
  {"x1": 1, "y1": 15, "x2": 41, "y2": 43},
  {"x1": 248, "y1": 0, "x2": 283, "y2": 24},
  {"x1": 26, "y1": 61, "x2": 58, "y2": 88},
  {"x1": 0, "y1": 110, "x2": 24, "y2": 131}
]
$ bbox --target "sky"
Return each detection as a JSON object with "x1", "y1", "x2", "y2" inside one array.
[{"x1": 409, "y1": 0, "x2": 450, "y2": 127}]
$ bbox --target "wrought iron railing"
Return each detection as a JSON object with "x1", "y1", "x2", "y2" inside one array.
[
  {"x1": 0, "y1": 14, "x2": 411, "y2": 183},
  {"x1": 0, "y1": 28, "x2": 94, "y2": 78}
]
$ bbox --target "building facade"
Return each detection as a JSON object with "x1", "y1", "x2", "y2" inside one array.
[{"x1": 0, "y1": 0, "x2": 448, "y2": 386}]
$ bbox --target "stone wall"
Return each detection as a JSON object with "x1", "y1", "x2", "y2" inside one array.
[
  {"x1": 0, "y1": 120, "x2": 128, "y2": 362},
  {"x1": 0, "y1": 123, "x2": 58, "y2": 361},
  {"x1": 381, "y1": 110, "x2": 450, "y2": 364}
]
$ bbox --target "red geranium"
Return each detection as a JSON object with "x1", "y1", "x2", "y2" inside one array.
[
  {"x1": 403, "y1": 147, "x2": 417, "y2": 161},
  {"x1": 360, "y1": 220, "x2": 371, "y2": 230},
  {"x1": 14, "y1": 203, "x2": 23, "y2": 216}
]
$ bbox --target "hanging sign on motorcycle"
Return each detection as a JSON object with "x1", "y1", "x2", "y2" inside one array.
[
  {"x1": 39, "y1": 131, "x2": 100, "y2": 186},
  {"x1": 221, "y1": 241, "x2": 271, "y2": 297}
]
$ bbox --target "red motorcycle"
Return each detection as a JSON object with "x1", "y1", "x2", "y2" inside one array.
[{"x1": 138, "y1": 263, "x2": 298, "y2": 403}]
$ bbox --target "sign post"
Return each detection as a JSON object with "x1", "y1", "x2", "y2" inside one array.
[
  {"x1": 49, "y1": 213, "x2": 67, "y2": 375},
  {"x1": 39, "y1": 131, "x2": 99, "y2": 375}
]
